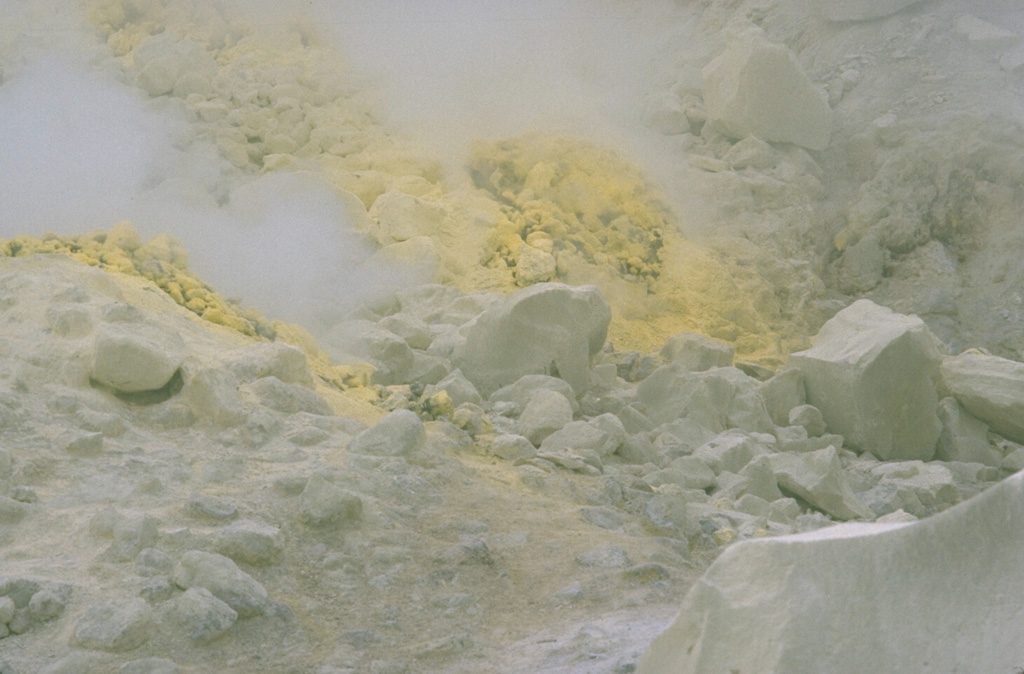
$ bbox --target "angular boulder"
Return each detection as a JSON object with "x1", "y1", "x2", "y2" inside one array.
[
  {"x1": 767, "y1": 446, "x2": 873, "y2": 520},
  {"x1": 788, "y1": 300, "x2": 941, "y2": 461},
  {"x1": 940, "y1": 350, "x2": 1024, "y2": 444},
  {"x1": 702, "y1": 37, "x2": 832, "y2": 151},
  {"x1": 452, "y1": 283, "x2": 611, "y2": 397},
  {"x1": 636, "y1": 471, "x2": 1024, "y2": 674}
]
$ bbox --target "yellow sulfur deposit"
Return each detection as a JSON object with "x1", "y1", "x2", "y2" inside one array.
[
  {"x1": 0, "y1": 223, "x2": 371, "y2": 393},
  {"x1": 75, "y1": 0, "x2": 818, "y2": 366}
]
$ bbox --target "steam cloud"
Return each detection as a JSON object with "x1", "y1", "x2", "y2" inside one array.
[{"x1": 0, "y1": 0, "x2": 698, "y2": 330}]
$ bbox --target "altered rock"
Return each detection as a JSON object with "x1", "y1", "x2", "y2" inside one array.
[
  {"x1": 940, "y1": 350, "x2": 1024, "y2": 444},
  {"x1": 637, "y1": 472, "x2": 1024, "y2": 674},
  {"x1": 789, "y1": 300, "x2": 941, "y2": 461},
  {"x1": 453, "y1": 283, "x2": 611, "y2": 397},
  {"x1": 702, "y1": 37, "x2": 832, "y2": 150},
  {"x1": 91, "y1": 325, "x2": 185, "y2": 393},
  {"x1": 72, "y1": 598, "x2": 153, "y2": 652},
  {"x1": 172, "y1": 550, "x2": 269, "y2": 618}
]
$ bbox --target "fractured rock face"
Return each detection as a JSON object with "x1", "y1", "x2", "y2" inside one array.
[
  {"x1": 636, "y1": 471, "x2": 1024, "y2": 674},
  {"x1": 452, "y1": 283, "x2": 611, "y2": 398},
  {"x1": 702, "y1": 37, "x2": 833, "y2": 150},
  {"x1": 940, "y1": 350, "x2": 1024, "y2": 444},
  {"x1": 788, "y1": 300, "x2": 941, "y2": 461}
]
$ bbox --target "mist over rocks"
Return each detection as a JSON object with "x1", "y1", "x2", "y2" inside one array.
[{"x1": 3, "y1": 0, "x2": 1024, "y2": 671}]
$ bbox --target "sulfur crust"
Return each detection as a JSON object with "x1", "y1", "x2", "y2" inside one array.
[{"x1": 71, "y1": 0, "x2": 816, "y2": 366}]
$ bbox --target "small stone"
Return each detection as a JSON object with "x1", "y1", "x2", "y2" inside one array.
[
  {"x1": 768, "y1": 446, "x2": 873, "y2": 520},
  {"x1": 242, "y1": 377, "x2": 332, "y2": 416},
  {"x1": 347, "y1": 409, "x2": 425, "y2": 456},
  {"x1": 135, "y1": 548, "x2": 175, "y2": 577},
  {"x1": 299, "y1": 474, "x2": 363, "y2": 529},
  {"x1": 488, "y1": 434, "x2": 537, "y2": 461},
  {"x1": 72, "y1": 598, "x2": 153, "y2": 652},
  {"x1": 185, "y1": 495, "x2": 238, "y2": 521},
  {"x1": 518, "y1": 389, "x2": 574, "y2": 446},
  {"x1": 788, "y1": 405, "x2": 827, "y2": 438},
  {"x1": 63, "y1": 431, "x2": 104, "y2": 456},
  {"x1": 9, "y1": 486, "x2": 38, "y2": 503},
  {"x1": 172, "y1": 550, "x2": 269, "y2": 618},
  {"x1": 172, "y1": 587, "x2": 238, "y2": 644},
  {"x1": 213, "y1": 519, "x2": 284, "y2": 566},
  {"x1": 139, "y1": 577, "x2": 174, "y2": 604},
  {"x1": 660, "y1": 332, "x2": 735, "y2": 371},
  {"x1": 28, "y1": 589, "x2": 67, "y2": 622},
  {"x1": 106, "y1": 514, "x2": 160, "y2": 562},
  {"x1": 622, "y1": 563, "x2": 671, "y2": 583},
  {"x1": 0, "y1": 596, "x2": 14, "y2": 624}
]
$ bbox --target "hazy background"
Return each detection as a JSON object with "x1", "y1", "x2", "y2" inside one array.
[{"x1": 0, "y1": 0, "x2": 705, "y2": 328}]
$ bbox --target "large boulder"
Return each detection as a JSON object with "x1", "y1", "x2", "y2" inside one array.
[
  {"x1": 702, "y1": 37, "x2": 832, "y2": 151},
  {"x1": 636, "y1": 471, "x2": 1024, "y2": 674},
  {"x1": 788, "y1": 300, "x2": 941, "y2": 461},
  {"x1": 940, "y1": 350, "x2": 1024, "y2": 444},
  {"x1": 452, "y1": 283, "x2": 611, "y2": 397}
]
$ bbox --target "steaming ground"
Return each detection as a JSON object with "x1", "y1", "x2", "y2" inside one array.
[{"x1": 1, "y1": 0, "x2": 1024, "y2": 672}]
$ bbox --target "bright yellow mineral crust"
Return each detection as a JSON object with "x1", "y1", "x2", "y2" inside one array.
[
  {"x1": 0, "y1": 223, "x2": 369, "y2": 392},
  {"x1": 71, "y1": 0, "x2": 811, "y2": 367}
]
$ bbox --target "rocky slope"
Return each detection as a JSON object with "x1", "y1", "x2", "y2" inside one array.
[{"x1": 2, "y1": 0, "x2": 1024, "y2": 672}]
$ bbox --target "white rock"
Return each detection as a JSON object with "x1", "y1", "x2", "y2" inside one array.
[
  {"x1": 955, "y1": 15, "x2": 1020, "y2": 51},
  {"x1": 636, "y1": 365, "x2": 774, "y2": 432},
  {"x1": 213, "y1": 519, "x2": 285, "y2": 566},
  {"x1": 808, "y1": 0, "x2": 929, "y2": 21},
  {"x1": 322, "y1": 320, "x2": 414, "y2": 385},
  {"x1": 0, "y1": 596, "x2": 15, "y2": 624},
  {"x1": 487, "y1": 434, "x2": 538, "y2": 461},
  {"x1": 241, "y1": 377, "x2": 332, "y2": 416},
  {"x1": 453, "y1": 283, "x2": 611, "y2": 397},
  {"x1": 861, "y1": 461, "x2": 960, "y2": 517},
  {"x1": 758, "y1": 368, "x2": 806, "y2": 427},
  {"x1": 91, "y1": 325, "x2": 185, "y2": 393},
  {"x1": 538, "y1": 415, "x2": 625, "y2": 459},
  {"x1": 490, "y1": 375, "x2": 578, "y2": 416},
  {"x1": 768, "y1": 446, "x2": 873, "y2": 520},
  {"x1": 181, "y1": 368, "x2": 245, "y2": 427},
  {"x1": 172, "y1": 550, "x2": 269, "y2": 618},
  {"x1": 637, "y1": 472, "x2": 1024, "y2": 674},
  {"x1": 347, "y1": 409, "x2": 425, "y2": 456},
  {"x1": 702, "y1": 37, "x2": 832, "y2": 151},
  {"x1": 940, "y1": 351, "x2": 1024, "y2": 444},
  {"x1": 378, "y1": 313, "x2": 433, "y2": 350},
  {"x1": 692, "y1": 431, "x2": 771, "y2": 475},
  {"x1": 429, "y1": 369, "x2": 482, "y2": 408},
  {"x1": 298, "y1": 474, "x2": 364, "y2": 529},
  {"x1": 787, "y1": 404, "x2": 826, "y2": 437},
  {"x1": 645, "y1": 457, "x2": 716, "y2": 491},
  {"x1": 518, "y1": 389, "x2": 574, "y2": 446},
  {"x1": 515, "y1": 244, "x2": 557, "y2": 286},
  {"x1": 789, "y1": 300, "x2": 941, "y2": 461},
  {"x1": 171, "y1": 587, "x2": 237, "y2": 644},
  {"x1": 226, "y1": 342, "x2": 315, "y2": 388},
  {"x1": 935, "y1": 398, "x2": 1002, "y2": 467},
  {"x1": 659, "y1": 332, "x2": 735, "y2": 371},
  {"x1": 71, "y1": 598, "x2": 153, "y2": 652}
]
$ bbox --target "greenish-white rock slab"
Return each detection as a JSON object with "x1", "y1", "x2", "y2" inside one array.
[{"x1": 636, "y1": 471, "x2": 1024, "y2": 674}]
